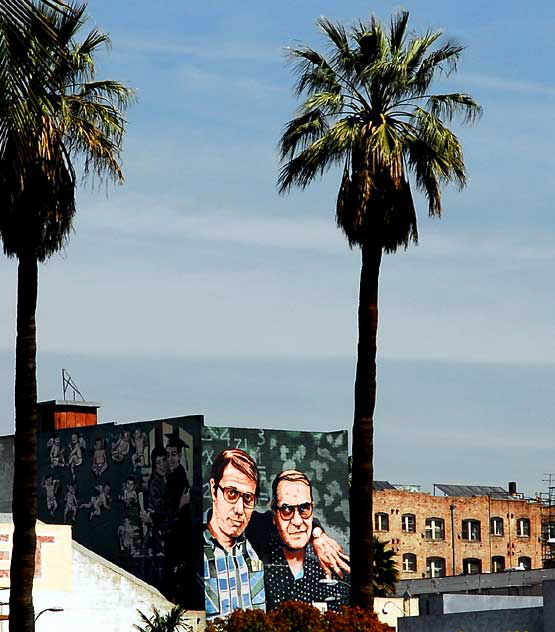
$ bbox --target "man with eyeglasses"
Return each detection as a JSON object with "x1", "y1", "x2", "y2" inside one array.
[
  {"x1": 204, "y1": 452, "x2": 350, "y2": 619},
  {"x1": 263, "y1": 470, "x2": 350, "y2": 611},
  {"x1": 204, "y1": 449, "x2": 266, "y2": 620}
]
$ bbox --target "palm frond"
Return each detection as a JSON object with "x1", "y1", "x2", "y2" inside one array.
[
  {"x1": 278, "y1": 116, "x2": 360, "y2": 192},
  {"x1": 279, "y1": 108, "x2": 329, "y2": 159},
  {"x1": 389, "y1": 10, "x2": 409, "y2": 54},
  {"x1": 426, "y1": 92, "x2": 482, "y2": 124}
]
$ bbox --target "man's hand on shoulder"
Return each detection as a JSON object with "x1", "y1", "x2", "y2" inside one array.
[{"x1": 312, "y1": 528, "x2": 350, "y2": 577}]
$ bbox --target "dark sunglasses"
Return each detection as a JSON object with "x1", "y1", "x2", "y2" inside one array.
[
  {"x1": 276, "y1": 502, "x2": 313, "y2": 520},
  {"x1": 218, "y1": 485, "x2": 256, "y2": 508}
]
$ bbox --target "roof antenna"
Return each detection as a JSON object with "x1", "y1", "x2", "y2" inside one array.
[{"x1": 62, "y1": 369, "x2": 85, "y2": 402}]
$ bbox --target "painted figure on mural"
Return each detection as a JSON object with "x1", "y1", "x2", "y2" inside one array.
[
  {"x1": 111, "y1": 430, "x2": 131, "y2": 463},
  {"x1": 80, "y1": 493, "x2": 103, "y2": 519},
  {"x1": 204, "y1": 449, "x2": 265, "y2": 620},
  {"x1": 263, "y1": 470, "x2": 350, "y2": 610},
  {"x1": 42, "y1": 474, "x2": 60, "y2": 515},
  {"x1": 120, "y1": 475, "x2": 139, "y2": 507},
  {"x1": 118, "y1": 517, "x2": 140, "y2": 555},
  {"x1": 48, "y1": 436, "x2": 65, "y2": 468},
  {"x1": 67, "y1": 432, "x2": 85, "y2": 477},
  {"x1": 64, "y1": 482, "x2": 78, "y2": 523},
  {"x1": 131, "y1": 428, "x2": 147, "y2": 468},
  {"x1": 204, "y1": 449, "x2": 351, "y2": 619},
  {"x1": 91, "y1": 437, "x2": 108, "y2": 477},
  {"x1": 165, "y1": 433, "x2": 191, "y2": 513},
  {"x1": 141, "y1": 445, "x2": 168, "y2": 556}
]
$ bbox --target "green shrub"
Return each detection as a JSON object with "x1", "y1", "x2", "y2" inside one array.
[{"x1": 206, "y1": 602, "x2": 394, "y2": 632}]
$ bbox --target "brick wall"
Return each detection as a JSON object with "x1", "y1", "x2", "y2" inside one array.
[{"x1": 373, "y1": 490, "x2": 543, "y2": 579}]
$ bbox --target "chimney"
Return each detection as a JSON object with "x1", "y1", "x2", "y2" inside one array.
[
  {"x1": 508, "y1": 481, "x2": 517, "y2": 496},
  {"x1": 38, "y1": 399, "x2": 100, "y2": 433}
]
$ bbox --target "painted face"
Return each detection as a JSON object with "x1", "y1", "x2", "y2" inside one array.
[
  {"x1": 126, "y1": 479, "x2": 135, "y2": 491},
  {"x1": 274, "y1": 480, "x2": 313, "y2": 551},
  {"x1": 155, "y1": 455, "x2": 167, "y2": 477},
  {"x1": 166, "y1": 446, "x2": 181, "y2": 471},
  {"x1": 210, "y1": 464, "x2": 257, "y2": 542},
  {"x1": 71, "y1": 434, "x2": 77, "y2": 444},
  {"x1": 95, "y1": 439, "x2": 102, "y2": 449}
]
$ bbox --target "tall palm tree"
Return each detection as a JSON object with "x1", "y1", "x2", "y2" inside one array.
[
  {"x1": 0, "y1": 2, "x2": 133, "y2": 629},
  {"x1": 278, "y1": 11, "x2": 481, "y2": 609}
]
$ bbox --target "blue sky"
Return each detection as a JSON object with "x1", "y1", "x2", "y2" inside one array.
[{"x1": 0, "y1": 0, "x2": 554, "y2": 496}]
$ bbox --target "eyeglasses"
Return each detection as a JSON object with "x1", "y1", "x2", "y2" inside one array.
[
  {"x1": 276, "y1": 502, "x2": 313, "y2": 520},
  {"x1": 217, "y1": 485, "x2": 256, "y2": 508}
]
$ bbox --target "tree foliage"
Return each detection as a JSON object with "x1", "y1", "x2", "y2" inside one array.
[
  {"x1": 0, "y1": 0, "x2": 134, "y2": 260},
  {"x1": 206, "y1": 601, "x2": 393, "y2": 632},
  {"x1": 373, "y1": 538, "x2": 398, "y2": 597},
  {"x1": 278, "y1": 11, "x2": 481, "y2": 252},
  {"x1": 134, "y1": 605, "x2": 192, "y2": 632}
]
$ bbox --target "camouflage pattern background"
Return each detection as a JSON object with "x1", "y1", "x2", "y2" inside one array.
[
  {"x1": 37, "y1": 415, "x2": 203, "y2": 608},
  {"x1": 201, "y1": 426, "x2": 349, "y2": 550}
]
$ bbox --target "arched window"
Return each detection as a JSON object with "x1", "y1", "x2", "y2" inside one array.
[
  {"x1": 463, "y1": 558, "x2": 482, "y2": 575},
  {"x1": 517, "y1": 518, "x2": 530, "y2": 537},
  {"x1": 490, "y1": 517, "x2": 503, "y2": 536},
  {"x1": 492, "y1": 556, "x2": 505, "y2": 573},
  {"x1": 461, "y1": 519, "x2": 481, "y2": 541},
  {"x1": 518, "y1": 556, "x2": 532, "y2": 570},
  {"x1": 426, "y1": 557, "x2": 445, "y2": 578},
  {"x1": 402, "y1": 513, "x2": 416, "y2": 532},
  {"x1": 425, "y1": 517, "x2": 445, "y2": 540},
  {"x1": 375, "y1": 512, "x2": 389, "y2": 532},
  {"x1": 403, "y1": 553, "x2": 417, "y2": 572}
]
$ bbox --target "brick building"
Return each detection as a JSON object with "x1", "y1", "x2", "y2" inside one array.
[{"x1": 373, "y1": 483, "x2": 544, "y2": 580}]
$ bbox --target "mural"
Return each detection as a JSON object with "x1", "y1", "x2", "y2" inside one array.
[
  {"x1": 202, "y1": 426, "x2": 350, "y2": 620},
  {"x1": 38, "y1": 415, "x2": 203, "y2": 608}
]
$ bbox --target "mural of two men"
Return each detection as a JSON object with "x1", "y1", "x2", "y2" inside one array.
[{"x1": 203, "y1": 449, "x2": 350, "y2": 620}]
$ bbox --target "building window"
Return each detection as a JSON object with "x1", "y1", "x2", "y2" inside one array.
[
  {"x1": 425, "y1": 517, "x2": 445, "y2": 540},
  {"x1": 461, "y1": 519, "x2": 481, "y2": 541},
  {"x1": 517, "y1": 518, "x2": 530, "y2": 537},
  {"x1": 544, "y1": 522, "x2": 555, "y2": 542},
  {"x1": 426, "y1": 557, "x2": 445, "y2": 578},
  {"x1": 518, "y1": 556, "x2": 532, "y2": 570},
  {"x1": 403, "y1": 553, "x2": 417, "y2": 572},
  {"x1": 375, "y1": 512, "x2": 389, "y2": 532},
  {"x1": 492, "y1": 556, "x2": 505, "y2": 573},
  {"x1": 463, "y1": 558, "x2": 482, "y2": 575},
  {"x1": 402, "y1": 513, "x2": 416, "y2": 532},
  {"x1": 490, "y1": 517, "x2": 504, "y2": 536}
]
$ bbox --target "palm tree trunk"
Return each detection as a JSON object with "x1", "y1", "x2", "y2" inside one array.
[
  {"x1": 10, "y1": 254, "x2": 38, "y2": 632},
  {"x1": 350, "y1": 242, "x2": 382, "y2": 610}
]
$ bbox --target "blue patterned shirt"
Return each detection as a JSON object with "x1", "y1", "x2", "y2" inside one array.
[{"x1": 203, "y1": 515, "x2": 266, "y2": 620}]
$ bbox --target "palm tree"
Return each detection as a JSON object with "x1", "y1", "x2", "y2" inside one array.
[
  {"x1": 0, "y1": 2, "x2": 133, "y2": 629},
  {"x1": 134, "y1": 605, "x2": 192, "y2": 632},
  {"x1": 278, "y1": 11, "x2": 481, "y2": 609},
  {"x1": 373, "y1": 538, "x2": 398, "y2": 597}
]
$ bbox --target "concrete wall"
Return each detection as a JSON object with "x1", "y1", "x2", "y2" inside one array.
[
  {"x1": 0, "y1": 542, "x2": 205, "y2": 632},
  {"x1": 374, "y1": 489, "x2": 544, "y2": 578},
  {"x1": 419, "y1": 592, "x2": 543, "y2": 615},
  {"x1": 398, "y1": 606, "x2": 543, "y2": 632},
  {"x1": 375, "y1": 597, "x2": 419, "y2": 631}
]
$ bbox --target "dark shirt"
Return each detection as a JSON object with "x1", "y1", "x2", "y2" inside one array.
[
  {"x1": 263, "y1": 532, "x2": 331, "y2": 611},
  {"x1": 246, "y1": 513, "x2": 348, "y2": 611},
  {"x1": 165, "y1": 463, "x2": 190, "y2": 516}
]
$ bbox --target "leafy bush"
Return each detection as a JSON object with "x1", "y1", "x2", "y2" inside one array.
[{"x1": 206, "y1": 602, "x2": 394, "y2": 632}]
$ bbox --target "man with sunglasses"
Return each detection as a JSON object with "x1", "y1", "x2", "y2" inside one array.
[
  {"x1": 204, "y1": 449, "x2": 266, "y2": 620},
  {"x1": 263, "y1": 470, "x2": 350, "y2": 611}
]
